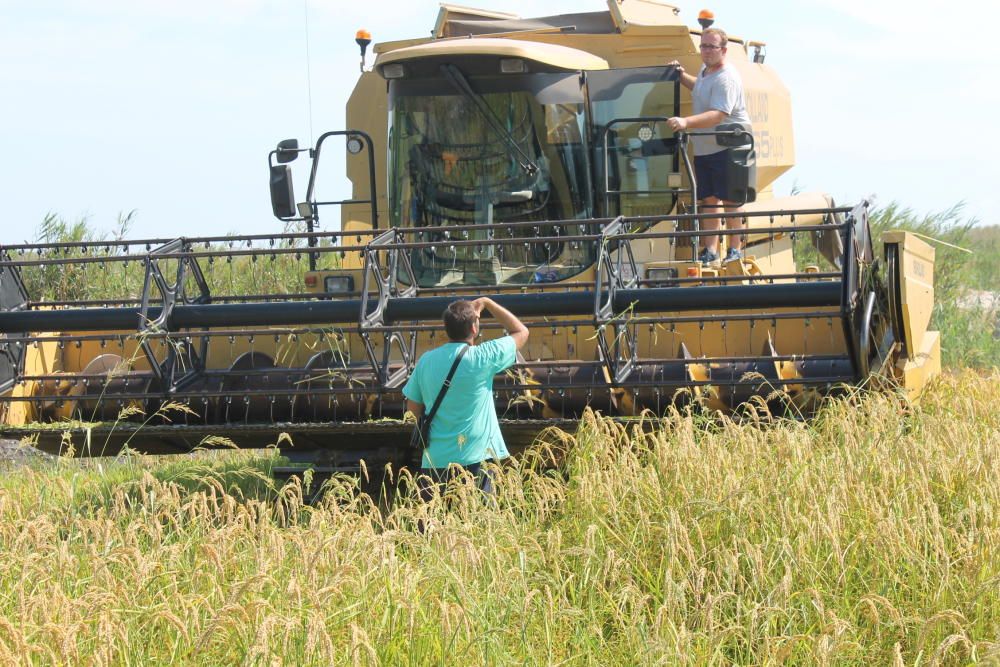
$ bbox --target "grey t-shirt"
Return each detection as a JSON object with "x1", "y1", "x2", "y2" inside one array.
[{"x1": 691, "y1": 63, "x2": 751, "y2": 156}]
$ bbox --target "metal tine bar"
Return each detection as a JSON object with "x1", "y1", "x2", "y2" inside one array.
[
  {"x1": 250, "y1": 223, "x2": 848, "y2": 255},
  {"x1": 391, "y1": 205, "x2": 850, "y2": 235},
  {"x1": 28, "y1": 292, "x2": 368, "y2": 307},
  {"x1": 363, "y1": 309, "x2": 845, "y2": 331},
  {"x1": 0, "y1": 375, "x2": 856, "y2": 403},
  {"x1": 22, "y1": 273, "x2": 847, "y2": 313},
  {"x1": 11, "y1": 354, "x2": 844, "y2": 378},
  {"x1": 0, "y1": 228, "x2": 846, "y2": 286},
  {"x1": 34, "y1": 290, "x2": 387, "y2": 307},
  {"x1": 151, "y1": 244, "x2": 373, "y2": 261},
  {"x1": 15, "y1": 353, "x2": 851, "y2": 383},
  {"x1": 638, "y1": 272, "x2": 841, "y2": 286},
  {"x1": 1, "y1": 228, "x2": 382, "y2": 253},
  {"x1": 28, "y1": 270, "x2": 844, "y2": 308},
  {"x1": 403, "y1": 282, "x2": 598, "y2": 293},
  {"x1": 17, "y1": 369, "x2": 345, "y2": 382},
  {"x1": 0, "y1": 243, "x2": 367, "y2": 269},
  {"x1": 0, "y1": 203, "x2": 847, "y2": 255},
  {"x1": 514, "y1": 354, "x2": 850, "y2": 367},
  {"x1": 16, "y1": 355, "x2": 850, "y2": 381},
  {"x1": 500, "y1": 377, "x2": 856, "y2": 390},
  {"x1": 0, "y1": 219, "x2": 846, "y2": 267},
  {"x1": 630, "y1": 311, "x2": 841, "y2": 325},
  {"x1": 33, "y1": 293, "x2": 324, "y2": 307},
  {"x1": 16, "y1": 309, "x2": 844, "y2": 344},
  {"x1": 16, "y1": 329, "x2": 353, "y2": 344}
]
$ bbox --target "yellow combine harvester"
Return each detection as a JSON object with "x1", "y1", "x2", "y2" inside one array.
[{"x1": 0, "y1": 1, "x2": 939, "y2": 463}]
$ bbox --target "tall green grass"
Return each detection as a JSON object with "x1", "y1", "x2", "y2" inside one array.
[
  {"x1": 0, "y1": 371, "x2": 997, "y2": 663},
  {"x1": 867, "y1": 204, "x2": 999, "y2": 368},
  {"x1": 788, "y1": 201, "x2": 998, "y2": 368},
  {"x1": 14, "y1": 213, "x2": 321, "y2": 303}
]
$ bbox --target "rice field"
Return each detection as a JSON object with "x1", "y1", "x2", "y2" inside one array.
[
  {"x1": 0, "y1": 370, "x2": 997, "y2": 664},
  {"x1": 1, "y1": 208, "x2": 997, "y2": 663}
]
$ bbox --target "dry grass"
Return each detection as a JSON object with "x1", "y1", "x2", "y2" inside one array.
[{"x1": 0, "y1": 370, "x2": 998, "y2": 664}]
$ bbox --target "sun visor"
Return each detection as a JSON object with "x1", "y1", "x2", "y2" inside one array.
[
  {"x1": 375, "y1": 38, "x2": 609, "y2": 78},
  {"x1": 437, "y1": 13, "x2": 617, "y2": 38},
  {"x1": 607, "y1": 0, "x2": 686, "y2": 33}
]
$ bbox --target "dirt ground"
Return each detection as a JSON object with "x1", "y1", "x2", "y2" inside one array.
[
  {"x1": 0, "y1": 438, "x2": 50, "y2": 464},
  {"x1": 957, "y1": 290, "x2": 1000, "y2": 310}
]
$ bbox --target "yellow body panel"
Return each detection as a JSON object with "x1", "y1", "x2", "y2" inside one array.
[
  {"x1": 882, "y1": 231, "x2": 935, "y2": 360},
  {"x1": 3, "y1": 335, "x2": 61, "y2": 424},
  {"x1": 898, "y1": 331, "x2": 941, "y2": 401},
  {"x1": 343, "y1": 2, "x2": 795, "y2": 236}
]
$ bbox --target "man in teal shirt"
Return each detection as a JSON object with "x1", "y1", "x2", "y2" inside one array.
[{"x1": 403, "y1": 297, "x2": 529, "y2": 493}]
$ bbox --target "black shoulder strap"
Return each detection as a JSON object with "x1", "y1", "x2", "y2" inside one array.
[{"x1": 424, "y1": 344, "x2": 469, "y2": 426}]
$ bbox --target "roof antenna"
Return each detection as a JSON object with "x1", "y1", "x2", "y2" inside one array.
[{"x1": 303, "y1": 0, "x2": 315, "y2": 145}]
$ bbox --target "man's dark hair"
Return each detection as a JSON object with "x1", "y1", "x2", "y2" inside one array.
[{"x1": 443, "y1": 300, "x2": 478, "y2": 341}]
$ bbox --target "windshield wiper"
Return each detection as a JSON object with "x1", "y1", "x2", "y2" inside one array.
[{"x1": 440, "y1": 64, "x2": 539, "y2": 176}]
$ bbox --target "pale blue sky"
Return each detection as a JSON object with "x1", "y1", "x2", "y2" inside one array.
[{"x1": 1, "y1": 0, "x2": 996, "y2": 245}]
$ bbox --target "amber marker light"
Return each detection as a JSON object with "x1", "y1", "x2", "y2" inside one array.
[
  {"x1": 355, "y1": 29, "x2": 372, "y2": 72},
  {"x1": 697, "y1": 9, "x2": 715, "y2": 29}
]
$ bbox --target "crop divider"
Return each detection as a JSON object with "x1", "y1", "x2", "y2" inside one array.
[
  {"x1": 138, "y1": 238, "x2": 212, "y2": 394},
  {"x1": 0, "y1": 250, "x2": 29, "y2": 395},
  {"x1": 593, "y1": 216, "x2": 639, "y2": 384},
  {"x1": 359, "y1": 229, "x2": 417, "y2": 390}
]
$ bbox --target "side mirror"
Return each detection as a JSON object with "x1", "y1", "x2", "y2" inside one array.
[
  {"x1": 716, "y1": 123, "x2": 753, "y2": 147},
  {"x1": 269, "y1": 165, "x2": 296, "y2": 218},
  {"x1": 723, "y1": 146, "x2": 757, "y2": 204},
  {"x1": 276, "y1": 138, "x2": 300, "y2": 164}
]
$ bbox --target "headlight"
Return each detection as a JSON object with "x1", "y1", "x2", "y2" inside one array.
[
  {"x1": 324, "y1": 275, "x2": 355, "y2": 294},
  {"x1": 646, "y1": 267, "x2": 678, "y2": 286},
  {"x1": 500, "y1": 58, "x2": 526, "y2": 74},
  {"x1": 346, "y1": 136, "x2": 364, "y2": 154},
  {"x1": 381, "y1": 63, "x2": 405, "y2": 79}
]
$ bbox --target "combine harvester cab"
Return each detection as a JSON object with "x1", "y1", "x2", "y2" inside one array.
[{"x1": 0, "y1": 1, "x2": 939, "y2": 462}]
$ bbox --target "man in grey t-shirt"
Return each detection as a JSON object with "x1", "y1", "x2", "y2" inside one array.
[{"x1": 667, "y1": 27, "x2": 752, "y2": 264}]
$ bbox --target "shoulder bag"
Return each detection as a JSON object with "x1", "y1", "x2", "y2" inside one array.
[{"x1": 408, "y1": 344, "x2": 469, "y2": 452}]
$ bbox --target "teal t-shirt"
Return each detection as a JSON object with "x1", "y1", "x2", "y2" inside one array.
[{"x1": 402, "y1": 337, "x2": 517, "y2": 469}]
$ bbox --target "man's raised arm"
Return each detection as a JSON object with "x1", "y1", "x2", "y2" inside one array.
[{"x1": 473, "y1": 298, "x2": 529, "y2": 350}]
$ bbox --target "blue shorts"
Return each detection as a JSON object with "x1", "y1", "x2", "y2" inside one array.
[{"x1": 694, "y1": 150, "x2": 731, "y2": 202}]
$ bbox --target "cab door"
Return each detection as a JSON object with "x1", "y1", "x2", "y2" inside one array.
[{"x1": 586, "y1": 66, "x2": 682, "y2": 219}]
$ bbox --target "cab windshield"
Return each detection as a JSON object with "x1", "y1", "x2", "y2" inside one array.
[{"x1": 388, "y1": 72, "x2": 595, "y2": 287}]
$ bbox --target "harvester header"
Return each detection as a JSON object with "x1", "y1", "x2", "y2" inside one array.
[{"x1": 0, "y1": 1, "x2": 939, "y2": 465}]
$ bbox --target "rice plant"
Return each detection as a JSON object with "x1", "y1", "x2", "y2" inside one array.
[{"x1": 0, "y1": 371, "x2": 996, "y2": 664}]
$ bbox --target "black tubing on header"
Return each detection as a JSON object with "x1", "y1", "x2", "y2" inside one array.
[{"x1": 0, "y1": 282, "x2": 842, "y2": 334}]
